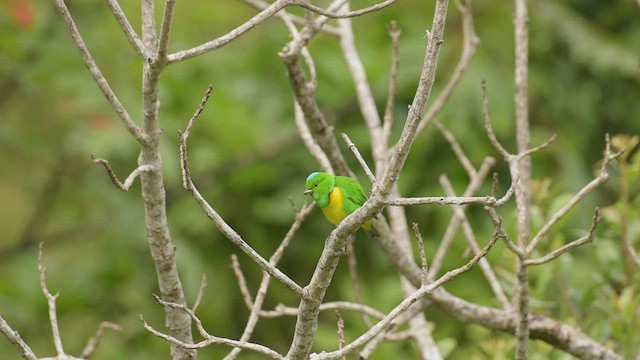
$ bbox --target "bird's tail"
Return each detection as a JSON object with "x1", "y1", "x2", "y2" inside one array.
[
  {"x1": 365, "y1": 227, "x2": 380, "y2": 239},
  {"x1": 362, "y1": 220, "x2": 380, "y2": 239}
]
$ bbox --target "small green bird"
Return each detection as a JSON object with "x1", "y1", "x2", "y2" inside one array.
[{"x1": 304, "y1": 172, "x2": 378, "y2": 238}]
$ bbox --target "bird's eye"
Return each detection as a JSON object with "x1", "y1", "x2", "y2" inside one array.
[{"x1": 314, "y1": 183, "x2": 318, "y2": 187}]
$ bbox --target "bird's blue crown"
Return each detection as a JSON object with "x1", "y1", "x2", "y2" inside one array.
[{"x1": 306, "y1": 172, "x2": 319, "y2": 183}]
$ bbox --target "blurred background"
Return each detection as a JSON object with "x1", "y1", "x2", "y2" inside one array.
[{"x1": 1, "y1": 0, "x2": 639, "y2": 358}]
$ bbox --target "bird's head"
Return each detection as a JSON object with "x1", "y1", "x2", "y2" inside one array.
[{"x1": 304, "y1": 172, "x2": 335, "y2": 204}]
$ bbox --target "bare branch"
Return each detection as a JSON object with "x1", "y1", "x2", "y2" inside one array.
[
  {"x1": 141, "y1": 311, "x2": 284, "y2": 359},
  {"x1": 481, "y1": 79, "x2": 510, "y2": 159},
  {"x1": 157, "y1": 0, "x2": 177, "y2": 62},
  {"x1": 381, "y1": 21, "x2": 401, "y2": 150},
  {"x1": 240, "y1": 0, "x2": 341, "y2": 36},
  {"x1": 168, "y1": 0, "x2": 394, "y2": 64},
  {"x1": 80, "y1": 322, "x2": 122, "y2": 359},
  {"x1": 415, "y1": 0, "x2": 480, "y2": 136},
  {"x1": 337, "y1": 6, "x2": 385, "y2": 174},
  {"x1": 295, "y1": 101, "x2": 333, "y2": 173},
  {"x1": 335, "y1": 311, "x2": 346, "y2": 359},
  {"x1": 513, "y1": 0, "x2": 532, "y2": 355},
  {"x1": 231, "y1": 255, "x2": 255, "y2": 310},
  {"x1": 179, "y1": 84, "x2": 213, "y2": 190},
  {"x1": 440, "y1": 175, "x2": 511, "y2": 309},
  {"x1": 377, "y1": 0, "x2": 449, "y2": 197},
  {"x1": 38, "y1": 243, "x2": 65, "y2": 356},
  {"x1": 179, "y1": 86, "x2": 304, "y2": 298},
  {"x1": 485, "y1": 207, "x2": 524, "y2": 257},
  {"x1": 294, "y1": 0, "x2": 397, "y2": 19},
  {"x1": 428, "y1": 157, "x2": 495, "y2": 279},
  {"x1": 105, "y1": 0, "x2": 152, "y2": 61},
  {"x1": 434, "y1": 120, "x2": 477, "y2": 178},
  {"x1": 518, "y1": 134, "x2": 557, "y2": 159},
  {"x1": 526, "y1": 136, "x2": 621, "y2": 254},
  {"x1": 282, "y1": 51, "x2": 354, "y2": 177},
  {"x1": 280, "y1": 0, "x2": 350, "y2": 58},
  {"x1": 428, "y1": 288, "x2": 623, "y2": 360},
  {"x1": 192, "y1": 273, "x2": 208, "y2": 313},
  {"x1": 525, "y1": 209, "x2": 601, "y2": 266},
  {"x1": 412, "y1": 223, "x2": 429, "y2": 286},
  {"x1": 311, "y1": 228, "x2": 500, "y2": 360},
  {"x1": 384, "y1": 191, "x2": 511, "y2": 207},
  {"x1": 141, "y1": 0, "x2": 157, "y2": 49},
  {"x1": 0, "y1": 316, "x2": 37, "y2": 360},
  {"x1": 168, "y1": 0, "x2": 290, "y2": 63},
  {"x1": 91, "y1": 155, "x2": 155, "y2": 191},
  {"x1": 257, "y1": 301, "x2": 387, "y2": 320},
  {"x1": 341, "y1": 133, "x2": 376, "y2": 185},
  {"x1": 345, "y1": 236, "x2": 373, "y2": 328},
  {"x1": 51, "y1": 0, "x2": 146, "y2": 143},
  {"x1": 225, "y1": 203, "x2": 315, "y2": 360}
]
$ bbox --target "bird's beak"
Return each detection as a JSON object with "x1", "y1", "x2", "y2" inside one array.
[{"x1": 304, "y1": 189, "x2": 312, "y2": 195}]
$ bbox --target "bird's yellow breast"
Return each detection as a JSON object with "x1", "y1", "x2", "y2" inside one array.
[{"x1": 320, "y1": 186, "x2": 348, "y2": 225}]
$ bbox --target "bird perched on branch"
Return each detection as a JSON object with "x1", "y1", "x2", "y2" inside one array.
[{"x1": 304, "y1": 172, "x2": 379, "y2": 238}]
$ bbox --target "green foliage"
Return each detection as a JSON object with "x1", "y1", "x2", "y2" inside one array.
[{"x1": 0, "y1": 0, "x2": 639, "y2": 359}]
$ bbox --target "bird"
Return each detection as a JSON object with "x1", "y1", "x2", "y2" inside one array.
[{"x1": 304, "y1": 171, "x2": 378, "y2": 238}]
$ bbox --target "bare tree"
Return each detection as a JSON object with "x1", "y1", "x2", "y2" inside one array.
[{"x1": 0, "y1": 0, "x2": 628, "y2": 359}]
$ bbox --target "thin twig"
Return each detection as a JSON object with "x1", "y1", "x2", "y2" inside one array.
[
  {"x1": 225, "y1": 203, "x2": 315, "y2": 360},
  {"x1": 168, "y1": 0, "x2": 394, "y2": 64},
  {"x1": 257, "y1": 301, "x2": 386, "y2": 320},
  {"x1": 342, "y1": 133, "x2": 376, "y2": 185},
  {"x1": 141, "y1": 310, "x2": 284, "y2": 359},
  {"x1": 485, "y1": 207, "x2": 524, "y2": 257},
  {"x1": 293, "y1": 0, "x2": 397, "y2": 19},
  {"x1": 38, "y1": 242, "x2": 64, "y2": 356},
  {"x1": 415, "y1": 0, "x2": 480, "y2": 137},
  {"x1": 231, "y1": 255, "x2": 255, "y2": 310},
  {"x1": 105, "y1": 0, "x2": 152, "y2": 61},
  {"x1": 280, "y1": 0, "x2": 349, "y2": 59},
  {"x1": 51, "y1": 0, "x2": 146, "y2": 143},
  {"x1": 80, "y1": 322, "x2": 122, "y2": 359},
  {"x1": 525, "y1": 209, "x2": 601, "y2": 266},
  {"x1": 91, "y1": 155, "x2": 155, "y2": 191},
  {"x1": 179, "y1": 88, "x2": 304, "y2": 298},
  {"x1": 240, "y1": 0, "x2": 341, "y2": 36},
  {"x1": 381, "y1": 21, "x2": 401, "y2": 151},
  {"x1": 157, "y1": 0, "x2": 177, "y2": 62},
  {"x1": 518, "y1": 134, "x2": 557, "y2": 159},
  {"x1": 180, "y1": 84, "x2": 213, "y2": 190},
  {"x1": 168, "y1": 0, "x2": 291, "y2": 63},
  {"x1": 192, "y1": 273, "x2": 208, "y2": 313},
  {"x1": 337, "y1": 6, "x2": 384, "y2": 174},
  {"x1": 434, "y1": 120, "x2": 477, "y2": 178},
  {"x1": 440, "y1": 175, "x2": 511, "y2": 309},
  {"x1": 428, "y1": 157, "x2": 495, "y2": 280},
  {"x1": 377, "y1": 0, "x2": 449, "y2": 197},
  {"x1": 0, "y1": 316, "x2": 38, "y2": 360},
  {"x1": 481, "y1": 79, "x2": 509, "y2": 159},
  {"x1": 282, "y1": 51, "x2": 354, "y2": 177},
  {"x1": 525, "y1": 136, "x2": 620, "y2": 255},
  {"x1": 294, "y1": 101, "x2": 333, "y2": 173},
  {"x1": 346, "y1": 235, "x2": 373, "y2": 328},
  {"x1": 412, "y1": 223, "x2": 429, "y2": 286}
]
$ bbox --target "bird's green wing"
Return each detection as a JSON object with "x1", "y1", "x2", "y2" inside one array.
[{"x1": 335, "y1": 176, "x2": 368, "y2": 215}]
